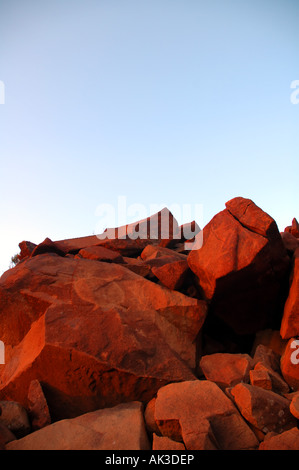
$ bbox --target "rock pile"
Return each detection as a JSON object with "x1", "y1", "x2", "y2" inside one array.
[{"x1": 0, "y1": 197, "x2": 298, "y2": 450}]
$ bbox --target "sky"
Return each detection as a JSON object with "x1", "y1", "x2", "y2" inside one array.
[{"x1": 0, "y1": 0, "x2": 298, "y2": 275}]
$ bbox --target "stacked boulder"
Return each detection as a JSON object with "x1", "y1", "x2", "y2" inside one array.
[{"x1": 0, "y1": 198, "x2": 298, "y2": 450}]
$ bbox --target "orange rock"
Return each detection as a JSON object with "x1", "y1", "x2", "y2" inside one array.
[
  {"x1": 18, "y1": 241, "x2": 37, "y2": 261},
  {"x1": 77, "y1": 246, "x2": 124, "y2": 263},
  {"x1": 188, "y1": 198, "x2": 289, "y2": 335},
  {"x1": 152, "y1": 260, "x2": 190, "y2": 291},
  {"x1": 31, "y1": 238, "x2": 66, "y2": 258},
  {"x1": 0, "y1": 254, "x2": 208, "y2": 420},
  {"x1": 152, "y1": 434, "x2": 186, "y2": 450},
  {"x1": 253, "y1": 362, "x2": 289, "y2": 394},
  {"x1": 144, "y1": 398, "x2": 160, "y2": 436},
  {"x1": 280, "y1": 248, "x2": 299, "y2": 339},
  {"x1": 154, "y1": 380, "x2": 258, "y2": 450},
  {"x1": 249, "y1": 368, "x2": 272, "y2": 390},
  {"x1": 259, "y1": 427, "x2": 299, "y2": 450},
  {"x1": 6, "y1": 402, "x2": 150, "y2": 450},
  {"x1": 280, "y1": 338, "x2": 299, "y2": 391},
  {"x1": 140, "y1": 244, "x2": 186, "y2": 262},
  {"x1": 27, "y1": 380, "x2": 51, "y2": 431},
  {"x1": 199, "y1": 353, "x2": 253, "y2": 389},
  {"x1": 231, "y1": 383, "x2": 296, "y2": 433},
  {"x1": 290, "y1": 392, "x2": 299, "y2": 419}
]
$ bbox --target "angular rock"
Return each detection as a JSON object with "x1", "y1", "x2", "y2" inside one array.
[
  {"x1": 231, "y1": 383, "x2": 296, "y2": 434},
  {"x1": 152, "y1": 260, "x2": 190, "y2": 291},
  {"x1": 144, "y1": 398, "x2": 160, "y2": 436},
  {"x1": 225, "y1": 197, "x2": 281, "y2": 239},
  {"x1": 0, "y1": 401, "x2": 31, "y2": 438},
  {"x1": 280, "y1": 248, "x2": 299, "y2": 339},
  {"x1": 77, "y1": 246, "x2": 124, "y2": 264},
  {"x1": 27, "y1": 380, "x2": 51, "y2": 431},
  {"x1": 152, "y1": 434, "x2": 186, "y2": 450},
  {"x1": 251, "y1": 337, "x2": 286, "y2": 364},
  {"x1": 101, "y1": 207, "x2": 179, "y2": 242},
  {"x1": 249, "y1": 368, "x2": 272, "y2": 390},
  {"x1": 290, "y1": 392, "x2": 299, "y2": 419},
  {"x1": 6, "y1": 402, "x2": 150, "y2": 450},
  {"x1": 259, "y1": 427, "x2": 299, "y2": 450},
  {"x1": 18, "y1": 241, "x2": 37, "y2": 261},
  {"x1": 188, "y1": 197, "x2": 290, "y2": 335},
  {"x1": 253, "y1": 362, "x2": 289, "y2": 395},
  {"x1": 0, "y1": 254, "x2": 207, "y2": 420},
  {"x1": 280, "y1": 338, "x2": 299, "y2": 391},
  {"x1": 31, "y1": 238, "x2": 66, "y2": 258},
  {"x1": 154, "y1": 380, "x2": 259, "y2": 450},
  {"x1": 140, "y1": 244, "x2": 186, "y2": 262},
  {"x1": 121, "y1": 257, "x2": 151, "y2": 278},
  {"x1": 199, "y1": 353, "x2": 253, "y2": 389}
]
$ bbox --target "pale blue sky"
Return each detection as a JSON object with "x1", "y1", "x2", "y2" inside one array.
[{"x1": 0, "y1": 0, "x2": 298, "y2": 274}]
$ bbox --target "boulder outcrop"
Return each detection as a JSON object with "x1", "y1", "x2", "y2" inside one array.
[{"x1": 0, "y1": 197, "x2": 298, "y2": 450}]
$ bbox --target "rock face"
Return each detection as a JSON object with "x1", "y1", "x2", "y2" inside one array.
[
  {"x1": 0, "y1": 197, "x2": 298, "y2": 450},
  {"x1": 154, "y1": 380, "x2": 259, "y2": 450},
  {"x1": 6, "y1": 402, "x2": 150, "y2": 450},
  {"x1": 188, "y1": 197, "x2": 290, "y2": 336}
]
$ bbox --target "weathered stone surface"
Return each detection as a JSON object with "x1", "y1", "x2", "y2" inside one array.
[
  {"x1": 280, "y1": 248, "x2": 299, "y2": 339},
  {"x1": 290, "y1": 392, "x2": 299, "y2": 419},
  {"x1": 253, "y1": 362, "x2": 289, "y2": 395},
  {"x1": 77, "y1": 246, "x2": 124, "y2": 264},
  {"x1": 152, "y1": 433, "x2": 186, "y2": 450},
  {"x1": 144, "y1": 398, "x2": 160, "y2": 436},
  {"x1": 231, "y1": 383, "x2": 296, "y2": 433},
  {"x1": 280, "y1": 338, "x2": 299, "y2": 391},
  {"x1": 188, "y1": 198, "x2": 289, "y2": 335},
  {"x1": 154, "y1": 380, "x2": 259, "y2": 450},
  {"x1": 252, "y1": 343, "x2": 283, "y2": 374},
  {"x1": 121, "y1": 257, "x2": 151, "y2": 278},
  {"x1": 27, "y1": 380, "x2": 51, "y2": 431},
  {"x1": 259, "y1": 427, "x2": 299, "y2": 450},
  {"x1": 31, "y1": 238, "x2": 66, "y2": 258},
  {"x1": 225, "y1": 197, "x2": 282, "y2": 239},
  {"x1": 152, "y1": 260, "x2": 190, "y2": 291},
  {"x1": 0, "y1": 401, "x2": 31, "y2": 438},
  {"x1": 140, "y1": 244, "x2": 186, "y2": 262},
  {"x1": 199, "y1": 353, "x2": 253, "y2": 389},
  {"x1": 101, "y1": 207, "x2": 179, "y2": 242},
  {"x1": 18, "y1": 241, "x2": 37, "y2": 261},
  {"x1": 0, "y1": 254, "x2": 207, "y2": 420},
  {"x1": 249, "y1": 368, "x2": 272, "y2": 390},
  {"x1": 6, "y1": 402, "x2": 150, "y2": 450}
]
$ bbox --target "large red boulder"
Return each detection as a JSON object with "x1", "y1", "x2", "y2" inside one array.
[
  {"x1": 188, "y1": 197, "x2": 290, "y2": 335},
  {"x1": 231, "y1": 383, "x2": 296, "y2": 433},
  {"x1": 6, "y1": 402, "x2": 150, "y2": 450},
  {"x1": 153, "y1": 380, "x2": 259, "y2": 450},
  {"x1": 0, "y1": 253, "x2": 207, "y2": 420}
]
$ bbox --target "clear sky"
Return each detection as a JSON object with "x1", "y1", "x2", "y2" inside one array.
[{"x1": 0, "y1": 0, "x2": 298, "y2": 275}]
